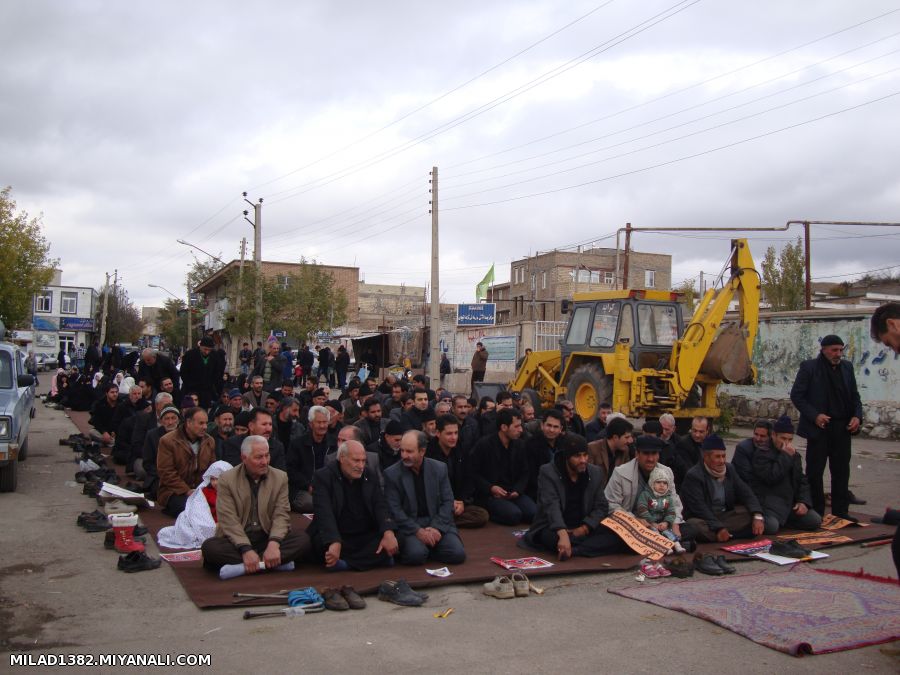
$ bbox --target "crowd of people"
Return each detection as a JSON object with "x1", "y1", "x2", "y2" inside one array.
[{"x1": 58, "y1": 301, "x2": 900, "y2": 577}]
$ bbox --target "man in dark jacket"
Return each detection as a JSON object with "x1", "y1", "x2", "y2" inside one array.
[
  {"x1": 426, "y1": 414, "x2": 488, "y2": 528},
  {"x1": 470, "y1": 408, "x2": 535, "y2": 525},
  {"x1": 222, "y1": 408, "x2": 286, "y2": 470},
  {"x1": 672, "y1": 416, "x2": 710, "y2": 488},
  {"x1": 525, "y1": 435, "x2": 623, "y2": 559},
  {"x1": 179, "y1": 337, "x2": 225, "y2": 409},
  {"x1": 137, "y1": 348, "x2": 181, "y2": 400},
  {"x1": 681, "y1": 435, "x2": 764, "y2": 543},
  {"x1": 308, "y1": 440, "x2": 399, "y2": 570},
  {"x1": 354, "y1": 398, "x2": 385, "y2": 446},
  {"x1": 368, "y1": 420, "x2": 404, "y2": 472},
  {"x1": 297, "y1": 344, "x2": 315, "y2": 386},
  {"x1": 750, "y1": 416, "x2": 821, "y2": 535},
  {"x1": 335, "y1": 345, "x2": 351, "y2": 390},
  {"x1": 790, "y1": 334, "x2": 863, "y2": 521},
  {"x1": 252, "y1": 341, "x2": 286, "y2": 393},
  {"x1": 89, "y1": 382, "x2": 121, "y2": 444},
  {"x1": 732, "y1": 419, "x2": 772, "y2": 484},
  {"x1": 525, "y1": 409, "x2": 568, "y2": 499},
  {"x1": 286, "y1": 405, "x2": 337, "y2": 512}
]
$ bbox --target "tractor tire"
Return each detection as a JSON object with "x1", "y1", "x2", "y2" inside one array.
[
  {"x1": 521, "y1": 388, "x2": 542, "y2": 413},
  {"x1": 17, "y1": 437, "x2": 28, "y2": 462},
  {"x1": 566, "y1": 364, "x2": 613, "y2": 423},
  {"x1": 0, "y1": 460, "x2": 18, "y2": 492}
]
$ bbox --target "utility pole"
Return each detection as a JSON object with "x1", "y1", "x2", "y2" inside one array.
[
  {"x1": 99, "y1": 272, "x2": 110, "y2": 346},
  {"x1": 428, "y1": 167, "x2": 441, "y2": 387},
  {"x1": 244, "y1": 192, "x2": 264, "y2": 341},
  {"x1": 623, "y1": 222, "x2": 632, "y2": 290},
  {"x1": 228, "y1": 237, "x2": 247, "y2": 374},
  {"x1": 186, "y1": 271, "x2": 192, "y2": 351}
]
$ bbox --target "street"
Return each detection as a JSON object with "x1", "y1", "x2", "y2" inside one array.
[{"x1": 1, "y1": 406, "x2": 897, "y2": 674}]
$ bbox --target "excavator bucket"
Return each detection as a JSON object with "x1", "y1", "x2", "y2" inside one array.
[{"x1": 699, "y1": 322, "x2": 753, "y2": 383}]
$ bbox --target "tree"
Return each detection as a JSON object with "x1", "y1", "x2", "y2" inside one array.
[
  {"x1": 674, "y1": 278, "x2": 697, "y2": 315},
  {"x1": 156, "y1": 298, "x2": 188, "y2": 350},
  {"x1": 760, "y1": 237, "x2": 805, "y2": 311},
  {"x1": 96, "y1": 284, "x2": 144, "y2": 345},
  {"x1": 0, "y1": 187, "x2": 58, "y2": 328}
]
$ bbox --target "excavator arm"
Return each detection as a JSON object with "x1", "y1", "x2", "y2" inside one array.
[{"x1": 669, "y1": 239, "x2": 759, "y2": 401}]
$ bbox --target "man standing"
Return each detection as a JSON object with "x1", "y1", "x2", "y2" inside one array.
[
  {"x1": 790, "y1": 335, "x2": 863, "y2": 521},
  {"x1": 335, "y1": 345, "x2": 350, "y2": 390},
  {"x1": 680, "y1": 435, "x2": 764, "y2": 543},
  {"x1": 439, "y1": 352, "x2": 451, "y2": 387},
  {"x1": 156, "y1": 407, "x2": 217, "y2": 517},
  {"x1": 426, "y1": 414, "x2": 489, "y2": 528},
  {"x1": 253, "y1": 341, "x2": 287, "y2": 394},
  {"x1": 470, "y1": 408, "x2": 535, "y2": 525},
  {"x1": 201, "y1": 435, "x2": 311, "y2": 574},
  {"x1": 525, "y1": 435, "x2": 623, "y2": 559},
  {"x1": 384, "y1": 431, "x2": 466, "y2": 565},
  {"x1": 238, "y1": 342, "x2": 253, "y2": 377},
  {"x1": 85, "y1": 340, "x2": 102, "y2": 374},
  {"x1": 308, "y1": 441, "x2": 399, "y2": 571},
  {"x1": 137, "y1": 348, "x2": 181, "y2": 400},
  {"x1": 179, "y1": 337, "x2": 225, "y2": 409},
  {"x1": 470, "y1": 341, "x2": 488, "y2": 394},
  {"x1": 750, "y1": 416, "x2": 821, "y2": 535}
]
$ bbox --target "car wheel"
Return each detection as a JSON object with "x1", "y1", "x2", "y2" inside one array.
[
  {"x1": 566, "y1": 364, "x2": 613, "y2": 423},
  {"x1": 0, "y1": 460, "x2": 18, "y2": 492}
]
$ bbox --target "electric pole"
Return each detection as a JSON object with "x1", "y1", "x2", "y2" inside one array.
[
  {"x1": 186, "y1": 271, "x2": 192, "y2": 351},
  {"x1": 244, "y1": 192, "x2": 264, "y2": 341},
  {"x1": 99, "y1": 272, "x2": 110, "y2": 346},
  {"x1": 428, "y1": 167, "x2": 440, "y2": 387},
  {"x1": 228, "y1": 237, "x2": 247, "y2": 374}
]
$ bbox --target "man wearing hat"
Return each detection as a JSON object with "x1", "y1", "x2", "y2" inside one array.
[
  {"x1": 369, "y1": 419, "x2": 404, "y2": 471},
  {"x1": 525, "y1": 435, "x2": 623, "y2": 559},
  {"x1": 180, "y1": 336, "x2": 226, "y2": 409},
  {"x1": 605, "y1": 434, "x2": 687, "y2": 541},
  {"x1": 790, "y1": 334, "x2": 863, "y2": 521},
  {"x1": 748, "y1": 416, "x2": 821, "y2": 534},
  {"x1": 680, "y1": 435, "x2": 764, "y2": 542}
]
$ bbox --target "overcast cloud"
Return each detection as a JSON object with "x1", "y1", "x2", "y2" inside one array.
[{"x1": 3, "y1": 0, "x2": 900, "y2": 309}]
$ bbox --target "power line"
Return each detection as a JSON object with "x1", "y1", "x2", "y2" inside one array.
[{"x1": 812, "y1": 263, "x2": 900, "y2": 280}]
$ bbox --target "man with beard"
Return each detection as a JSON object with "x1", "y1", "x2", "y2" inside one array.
[
  {"x1": 273, "y1": 397, "x2": 303, "y2": 450},
  {"x1": 732, "y1": 419, "x2": 772, "y2": 484},
  {"x1": 587, "y1": 416, "x2": 635, "y2": 486},
  {"x1": 139, "y1": 404, "x2": 182, "y2": 498},
  {"x1": 157, "y1": 407, "x2": 217, "y2": 517},
  {"x1": 426, "y1": 414, "x2": 488, "y2": 528},
  {"x1": 253, "y1": 341, "x2": 287, "y2": 394},
  {"x1": 223, "y1": 408, "x2": 286, "y2": 470},
  {"x1": 210, "y1": 407, "x2": 235, "y2": 460},
  {"x1": 89, "y1": 382, "x2": 121, "y2": 445},
  {"x1": 137, "y1": 348, "x2": 181, "y2": 401},
  {"x1": 384, "y1": 430, "x2": 466, "y2": 565},
  {"x1": 672, "y1": 416, "x2": 711, "y2": 489},
  {"x1": 180, "y1": 337, "x2": 225, "y2": 409},
  {"x1": 355, "y1": 398, "x2": 385, "y2": 446},
  {"x1": 525, "y1": 435, "x2": 622, "y2": 560},
  {"x1": 368, "y1": 420, "x2": 404, "y2": 472},
  {"x1": 286, "y1": 406, "x2": 337, "y2": 513}
]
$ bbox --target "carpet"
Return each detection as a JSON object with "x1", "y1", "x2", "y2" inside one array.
[{"x1": 609, "y1": 566, "x2": 900, "y2": 656}]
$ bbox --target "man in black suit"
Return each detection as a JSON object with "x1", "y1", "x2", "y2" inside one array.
[
  {"x1": 790, "y1": 335, "x2": 863, "y2": 521},
  {"x1": 384, "y1": 430, "x2": 466, "y2": 565}
]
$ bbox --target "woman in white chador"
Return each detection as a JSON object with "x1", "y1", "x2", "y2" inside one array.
[{"x1": 157, "y1": 460, "x2": 232, "y2": 550}]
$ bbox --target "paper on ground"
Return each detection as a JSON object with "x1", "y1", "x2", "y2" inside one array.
[
  {"x1": 753, "y1": 550, "x2": 829, "y2": 565},
  {"x1": 426, "y1": 567, "x2": 453, "y2": 577}
]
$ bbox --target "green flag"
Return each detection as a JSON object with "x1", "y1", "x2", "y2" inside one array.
[{"x1": 475, "y1": 263, "x2": 495, "y2": 301}]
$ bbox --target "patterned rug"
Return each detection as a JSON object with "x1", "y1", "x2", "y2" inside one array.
[{"x1": 609, "y1": 566, "x2": 900, "y2": 656}]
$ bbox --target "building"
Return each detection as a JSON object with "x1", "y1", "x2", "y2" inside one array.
[
  {"x1": 29, "y1": 269, "x2": 99, "y2": 358},
  {"x1": 491, "y1": 247, "x2": 672, "y2": 323},
  {"x1": 357, "y1": 281, "x2": 426, "y2": 332}
]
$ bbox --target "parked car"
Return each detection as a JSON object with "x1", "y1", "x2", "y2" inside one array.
[
  {"x1": 0, "y1": 321, "x2": 36, "y2": 492},
  {"x1": 35, "y1": 353, "x2": 58, "y2": 371}
]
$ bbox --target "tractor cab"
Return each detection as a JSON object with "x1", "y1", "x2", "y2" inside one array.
[{"x1": 560, "y1": 290, "x2": 684, "y2": 373}]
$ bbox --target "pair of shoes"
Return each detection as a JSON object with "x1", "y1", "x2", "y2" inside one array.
[
  {"x1": 511, "y1": 572, "x2": 530, "y2": 597},
  {"x1": 117, "y1": 551, "x2": 161, "y2": 573},
  {"x1": 639, "y1": 560, "x2": 672, "y2": 578},
  {"x1": 378, "y1": 579, "x2": 427, "y2": 606},
  {"x1": 323, "y1": 586, "x2": 366, "y2": 611},
  {"x1": 83, "y1": 482, "x2": 102, "y2": 497},
  {"x1": 693, "y1": 553, "x2": 734, "y2": 575},
  {"x1": 769, "y1": 540, "x2": 812, "y2": 559},
  {"x1": 848, "y1": 490, "x2": 867, "y2": 506},
  {"x1": 76, "y1": 510, "x2": 106, "y2": 526},
  {"x1": 665, "y1": 556, "x2": 694, "y2": 578},
  {"x1": 78, "y1": 513, "x2": 110, "y2": 531},
  {"x1": 483, "y1": 576, "x2": 515, "y2": 598}
]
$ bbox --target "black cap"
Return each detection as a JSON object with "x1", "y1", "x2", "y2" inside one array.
[
  {"x1": 235, "y1": 411, "x2": 252, "y2": 427},
  {"x1": 773, "y1": 415, "x2": 794, "y2": 434},
  {"x1": 701, "y1": 434, "x2": 727, "y2": 451},
  {"x1": 821, "y1": 334, "x2": 844, "y2": 347},
  {"x1": 384, "y1": 420, "x2": 404, "y2": 435},
  {"x1": 199, "y1": 336, "x2": 215, "y2": 348},
  {"x1": 561, "y1": 434, "x2": 588, "y2": 457},
  {"x1": 635, "y1": 435, "x2": 665, "y2": 453}
]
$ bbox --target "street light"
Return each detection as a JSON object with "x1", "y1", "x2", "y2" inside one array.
[
  {"x1": 147, "y1": 283, "x2": 179, "y2": 300},
  {"x1": 148, "y1": 283, "x2": 190, "y2": 351},
  {"x1": 177, "y1": 239, "x2": 227, "y2": 265}
]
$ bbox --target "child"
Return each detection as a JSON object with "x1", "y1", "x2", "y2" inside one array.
[
  {"x1": 157, "y1": 461, "x2": 231, "y2": 550},
  {"x1": 635, "y1": 467, "x2": 686, "y2": 554}
]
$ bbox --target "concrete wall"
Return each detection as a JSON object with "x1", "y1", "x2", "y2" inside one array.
[{"x1": 720, "y1": 308, "x2": 900, "y2": 438}]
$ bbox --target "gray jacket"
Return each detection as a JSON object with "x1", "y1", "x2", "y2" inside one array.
[
  {"x1": 383, "y1": 457, "x2": 457, "y2": 537},
  {"x1": 604, "y1": 458, "x2": 683, "y2": 523}
]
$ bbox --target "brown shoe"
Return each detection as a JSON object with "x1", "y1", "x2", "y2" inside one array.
[
  {"x1": 323, "y1": 587, "x2": 349, "y2": 611},
  {"x1": 340, "y1": 585, "x2": 366, "y2": 610}
]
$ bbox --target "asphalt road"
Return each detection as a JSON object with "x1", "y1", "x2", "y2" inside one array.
[{"x1": 1, "y1": 406, "x2": 897, "y2": 674}]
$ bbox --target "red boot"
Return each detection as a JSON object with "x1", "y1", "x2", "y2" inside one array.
[{"x1": 110, "y1": 513, "x2": 145, "y2": 554}]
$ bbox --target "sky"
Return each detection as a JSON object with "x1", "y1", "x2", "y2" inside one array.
[{"x1": 3, "y1": 0, "x2": 900, "y2": 310}]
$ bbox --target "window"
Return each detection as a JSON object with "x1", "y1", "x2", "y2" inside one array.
[
  {"x1": 60, "y1": 291, "x2": 78, "y2": 314},
  {"x1": 589, "y1": 302, "x2": 620, "y2": 347},
  {"x1": 645, "y1": 270, "x2": 656, "y2": 288},
  {"x1": 35, "y1": 290, "x2": 52, "y2": 313},
  {"x1": 565, "y1": 307, "x2": 592, "y2": 346},
  {"x1": 278, "y1": 275, "x2": 290, "y2": 290},
  {"x1": 541, "y1": 272, "x2": 547, "y2": 290},
  {"x1": 604, "y1": 271, "x2": 615, "y2": 285},
  {"x1": 590, "y1": 271, "x2": 600, "y2": 284},
  {"x1": 577, "y1": 269, "x2": 590, "y2": 283},
  {"x1": 637, "y1": 304, "x2": 679, "y2": 345},
  {"x1": 0, "y1": 352, "x2": 11, "y2": 389}
]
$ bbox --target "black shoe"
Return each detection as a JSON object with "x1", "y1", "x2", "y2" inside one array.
[
  {"x1": 666, "y1": 556, "x2": 694, "y2": 578},
  {"x1": 694, "y1": 553, "x2": 724, "y2": 576},
  {"x1": 769, "y1": 540, "x2": 811, "y2": 558},
  {"x1": 76, "y1": 510, "x2": 106, "y2": 526},
  {"x1": 847, "y1": 491, "x2": 867, "y2": 506},
  {"x1": 83, "y1": 517, "x2": 111, "y2": 532},
  {"x1": 323, "y1": 587, "x2": 350, "y2": 611},
  {"x1": 104, "y1": 530, "x2": 116, "y2": 550},
  {"x1": 133, "y1": 524, "x2": 148, "y2": 537},
  {"x1": 75, "y1": 471, "x2": 88, "y2": 484},
  {"x1": 340, "y1": 585, "x2": 366, "y2": 610},
  {"x1": 117, "y1": 551, "x2": 161, "y2": 573},
  {"x1": 681, "y1": 539, "x2": 697, "y2": 553},
  {"x1": 714, "y1": 555, "x2": 736, "y2": 574},
  {"x1": 396, "y1": 578, "x2": 428, "y2": 601},
  {"x1": 377, "y1": 580, "x2": 425, "y2": 606},
  {"x1": 83, "y1": 482, "x2": 101, "y2": 497}
]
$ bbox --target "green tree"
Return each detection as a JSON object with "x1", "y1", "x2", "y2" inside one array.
[
  {"x1": 156, "y1": 298, "x2": 188, "y2": 350},
  {"x1": 761, "y1": 237, "x2": 805, "y2": 311},
  {"x1": 96, "y1": 285, "x2": 144, "y2": 345},
  {"x1": 674, "y1": 278, "x2": 697, "y2": 315},
  {"x1": 0, "y1": 187, "x2": 58, "y2": 327}
]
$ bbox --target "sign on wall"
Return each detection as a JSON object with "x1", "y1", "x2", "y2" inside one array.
[
  {"x1": 59, "y1": 317, "x2": 95, "y2": 331},
  {"x1": 481, "y1": 335, "x2": 517, "y2": 361},
  {"x1": 32, "y1": 316, "x2": 58, "y2": 331},
  {"x1": 457, "y1": 303, "x2": 496, "y2": 326}
]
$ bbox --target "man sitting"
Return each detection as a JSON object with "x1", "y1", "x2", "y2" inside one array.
[
  {"x1": 732, "y1": 419, "x2": 772, "y2": 484},
  {"x1": 400, "y1": 388, "x2": 432, "y2": 432},
  {"x1": 241, "y1": 376, "x2": 269, "y2": 411},
  {"x1": 355, "y1": 398, "x2": 385, "y2": 447},
  {"x1": 525, "y1": 435, "x2": 623, "y2": 559},
  {"x1": 89, "y1": 382, "x2": 120, "y2": 445},
  {"x1": 156, "y1": 407, "x2": 217, "y2": 517},
  {"x1": 673, "y1": 416, "x2": 710, "y2": 488},
  {"x1": 426, "y1": 414, "x2": 488, "y2": 528},
  {"x1": 524, "y1": 409, "x2": 567, "y2": 499},
  {"x1": 470, "y1": 408, "x2": 535, "y2": 525},
  {"x1": 680, "y1": 435, "x2": 764, "y2": 542},
  {"x1": 368, "y1": 420, "x2": 404, "y2": 472},
  {"x1": 201, "y1": 435, "x2": 311, "y2": 573},
  {"x1": 749, "y1": 416, "x2": 821, "y2": 535},
  {"x1": 308, "y1": 440, "x2": 399, "y2": 571},
  {"x1": 384, "y1": 430, "x2": 466, "y2": 565},
  {"x1": 587, "y1": 416, "x2": 635, "y2": 486},
  {"x1": 139, "y1": 404, "x2": 182, "y2": 498},
  {"x1": 286, "y1": 405, "x2": 337, "y2": 512},
  {"x1": 222, "y1": 408, "x2": 286, "y2": 471}
]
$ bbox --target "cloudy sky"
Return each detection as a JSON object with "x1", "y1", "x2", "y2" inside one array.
[{"x1": 3, "y1": 1, "x2": 900, "y2": 309}]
